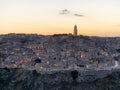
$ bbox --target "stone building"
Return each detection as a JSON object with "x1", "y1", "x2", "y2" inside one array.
[{"x1": 73, "y1": 25, "x2": 78, "y2": 36}]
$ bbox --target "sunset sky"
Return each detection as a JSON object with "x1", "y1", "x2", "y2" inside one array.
[{"x1": 0, "y1": 0, "x2": 120, "y2": 36}]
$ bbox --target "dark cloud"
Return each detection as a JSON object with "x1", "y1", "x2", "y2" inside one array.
[
  {"x1": 59, "y1": 9, "x2": 85, "y2": 17},
  {"x1": 59, "y1": 9, "x2": 70, "y2": 14},
  {"x1": 74, "y1": 14, "x2": 84, "y2": 17}
]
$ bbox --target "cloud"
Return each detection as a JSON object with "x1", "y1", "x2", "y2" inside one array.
[
  {"x1": 59, "y1": 9, "x2": 70, "y2": 14},
  {"x1": 59, "y1": 9, "x2": 85, "y2": 17},
  {"x1": 74, "y1": 14, "x2": 84, "y2": 17},
  {"x1": 117, "y1": 24, "x2": 120, "y2": 26}
]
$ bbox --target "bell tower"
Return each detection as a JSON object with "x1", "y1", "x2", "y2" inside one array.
[{"x1": 73, "y1": 25, "x2": 78, "y2": 36}]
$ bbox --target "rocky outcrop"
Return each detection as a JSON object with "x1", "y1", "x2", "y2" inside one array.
[{"x1": 0, "y1": 68, "x2": 120, "y2": 90}]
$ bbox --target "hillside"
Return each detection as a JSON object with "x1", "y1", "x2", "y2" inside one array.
[{"x1": 0, "y1": 34, "x2": 120, "y2": 71}]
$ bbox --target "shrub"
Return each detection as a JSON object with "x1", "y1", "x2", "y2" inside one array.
[{"x1": 34, "y1": 58, "x2": 41, "y2": 63}]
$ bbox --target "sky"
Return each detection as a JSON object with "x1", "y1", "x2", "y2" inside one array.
[{"x1": 0, "y1": 0, "x2": 120, "y2": 36}]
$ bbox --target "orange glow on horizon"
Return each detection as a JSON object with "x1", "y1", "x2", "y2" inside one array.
[{"x1": 0, "y1": 0, "x2": 120, "y2": 37}]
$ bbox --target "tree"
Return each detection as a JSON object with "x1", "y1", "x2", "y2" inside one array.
[
  {"x1": 34, "y1": 58, "x2": 41, "y2": 63},
  {"x1": 71, "y1": 70, "x2": 78, "y2": 80}
]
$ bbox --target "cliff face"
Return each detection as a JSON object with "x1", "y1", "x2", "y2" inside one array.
[{"x1": 0, "y1": 68, "x2": 120, "y2": 90}]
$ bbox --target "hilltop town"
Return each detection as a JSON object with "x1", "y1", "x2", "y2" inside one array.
[
  {"x1": 0, "y1": 33, "x2": 120, "y2": 72},
  {"x1": 0, "y1": 33, "x2": 120, "y2": 90}
]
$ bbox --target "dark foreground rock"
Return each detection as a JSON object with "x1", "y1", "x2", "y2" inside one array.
[{"x1": 0, "y1": 68, "x2": 120, "y2": 90}]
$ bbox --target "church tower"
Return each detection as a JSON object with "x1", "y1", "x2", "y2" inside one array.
[{"x1": 73, "y1": 24, "x2": 78, "y2": 36}]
